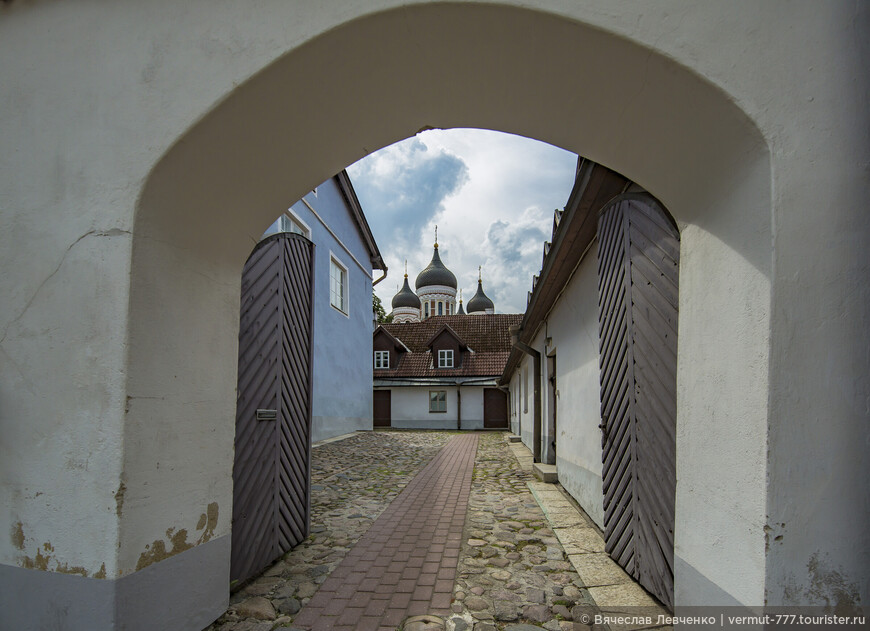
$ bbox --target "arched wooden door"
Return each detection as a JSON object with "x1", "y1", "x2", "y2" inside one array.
[
  {"x1": 597, "y1": 193, "x2": 679, "y2": 609},
  {"x1": 232, "y1": 233, "x2": 314, "y2": 585}
]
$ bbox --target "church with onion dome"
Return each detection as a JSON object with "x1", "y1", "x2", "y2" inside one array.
[
  {"x1": 389, "y1": 229, "x2": 496, "y2": 323},
  {"x1": 374, "y1": 228, "x2": 517, "y2": 432}
]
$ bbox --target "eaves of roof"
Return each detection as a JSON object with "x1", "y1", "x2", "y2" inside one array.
[
  {"x1": 425, "y1": 323, "x2": 469, "y2": 350},
  {"x1": 500, "y1": 160, "x2": 629, "y2": 384},
  {"x1": 335, "y1": 169, "x2": 387, "y2": 271},
  {"x1": 375, "y1": 350, "x2": 510, "y2": 379},
  {"x1": 373, "y1": 325, "x2": 412, "y2": 352}
]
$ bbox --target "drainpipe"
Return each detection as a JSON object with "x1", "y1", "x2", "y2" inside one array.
[
  {"x1": 457, "y1": 387, "x2": 462, "y2": 431},
  {"x1": 372, "y1": 262, "x2": 388, "y2": 287},
  {"x1": 509, "y1": 325, "x2": 542, "y2": 463}
]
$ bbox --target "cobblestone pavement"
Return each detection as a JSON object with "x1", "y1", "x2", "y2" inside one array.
[
  {"x1": 449, "y1": 432, "x2": 598, "y2": 631},
  {"x1": 204, "y1": 431, "x2": 618, "y2": 631}
]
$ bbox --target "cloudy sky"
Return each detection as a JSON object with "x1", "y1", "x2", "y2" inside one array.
[{"x1": 347, "y1": 129, "x2": 577, "y2": 315}]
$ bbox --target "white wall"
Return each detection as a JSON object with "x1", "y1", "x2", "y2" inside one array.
[
  {"x1": 0, "y1": 1, "x2": 866, "y2": 624},
  {"x1": 513, "y1": 358, "x2": 535, "y2": 449},
  {"x1": 384, "y1": 385, "x2": 486, "y2": 430},
  {"x1": 544, "y1": 243, "x2": 605, "y2": 528}
]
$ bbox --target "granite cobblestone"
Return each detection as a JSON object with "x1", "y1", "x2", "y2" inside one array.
[{"x1": 205, "y1": 431, "x2": 616, "y2": 631}]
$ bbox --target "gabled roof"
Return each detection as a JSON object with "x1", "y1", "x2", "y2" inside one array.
[
  {"x1": 379, "y1": 351, "x2": 511, "y2": 378},
  {"x1": 381, "y1": 314, "x2": 521, "y2": 353},
  {"x1": 425, "y1": 324, "x2": 469, "y2": 351},
  {"x1": 375, "y1": 314, "x2": 522, "y2": 380},
  {"x1": 373, "y1": 325, "x2": 411, "y2": 353}
]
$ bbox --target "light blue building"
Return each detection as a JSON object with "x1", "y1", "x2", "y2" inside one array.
[{"x1": 262, "y1": 170, "x2": 386, "y2": 442}]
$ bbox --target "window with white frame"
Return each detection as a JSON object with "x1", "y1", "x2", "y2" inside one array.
[
  {"x1": 424, "y1": 303, "x2": 429, "y2": 318},
  {"x1": 330, "y1": 255, "x2": 348, "y2": 314},
  {"x1": 429, "y1": 390, "x2": 446, "y2": 413},
  {"x1": 438, "y1": 349, "x2": 454, "y2": 368},
  {"x1": 283, "y1": 212, "x2": 310, "y2": 237},
  {"x1": 374, "y1": 350, "x2": 389, "y2": 369},
  {"x1": 260, "y1": 209, "x2": 311, "y2": 241}
]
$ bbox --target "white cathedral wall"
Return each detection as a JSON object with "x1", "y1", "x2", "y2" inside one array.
[{"x1": 391, "y1": 306, "x2": 420, "y2": 323}]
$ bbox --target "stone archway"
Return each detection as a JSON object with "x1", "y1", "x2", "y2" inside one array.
[
  {"x1": 129, "y1": 4, "x2": 771, "y2": 620},
  {"x1": 3, "y1": 2, "x2": 867, "y2": 630}
]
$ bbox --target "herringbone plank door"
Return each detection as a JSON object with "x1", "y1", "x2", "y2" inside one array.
[
  {"x1": 597, "y1": 194, "x2": 678, "y2": 609},
  {"x1": 232, "y1": 233, "x2": 314, "y2": 585}
]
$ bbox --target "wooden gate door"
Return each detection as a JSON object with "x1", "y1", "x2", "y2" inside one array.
[
  {"x1": 373, "y1": 390, "x2": 391, "y2": 427},
  {"x1": 597, "y1": 193, "x2": 679, "y2": 609},
  {"x1": 483, "y1": 388, "x2": 508, "y2": 428},
  {"x1": 232, "y1": 233, "x2": 314, "y2": 585}
]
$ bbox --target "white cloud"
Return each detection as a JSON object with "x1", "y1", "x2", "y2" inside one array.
[{"x1": 349, "y1": 129, "x2": 577, "y2": 314}]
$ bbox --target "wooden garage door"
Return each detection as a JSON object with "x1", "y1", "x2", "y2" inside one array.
[
  {"x1": 232, "y1": 233, "x2": 314, "y2": 585},
  {"x1": 373, "y1": 390, "x2": 391, "y2": 427},
  {"x1": 597, "y1": 193, "x2": 679, "y2": 609},
  {"x1": 483, "y1": 388, "x2": 508, "y2": 429}
]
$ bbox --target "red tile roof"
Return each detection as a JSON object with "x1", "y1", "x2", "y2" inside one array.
[
  {"x1": 374, "y1": 314, "x2": 521, "y2": 379},
  {"x1": 381, "y1": 314, "x2": 521, "y2": 353}
]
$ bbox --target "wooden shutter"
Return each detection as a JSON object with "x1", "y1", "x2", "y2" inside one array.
[{"x1": 597, "y1": 194, "x2": 678, "y2": 609}]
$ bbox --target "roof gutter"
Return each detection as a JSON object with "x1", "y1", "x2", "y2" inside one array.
[
  {"x1": 372, "y1": 265, "x2": 388, "y2": 287},
  {"x1": 510, "y1": 324, "x2": 541, "y2": 463}
]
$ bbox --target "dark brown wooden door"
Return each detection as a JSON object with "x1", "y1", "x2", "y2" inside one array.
[
  {"x1": 597, "y1": 194, "x2": 678, "y2": 609},
  {"x1": 232, "y1": 233, "x2": 314, "y2": 585},
  {"x1": 483, "y1": 388, "x2": 508, "y2": 428},
  {"x1": 373, "y1": 390, "x2": 391, "y2": 427}
]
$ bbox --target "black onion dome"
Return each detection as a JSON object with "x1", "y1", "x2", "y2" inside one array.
[
  {"x1": 415, "y1": 246, "x2": 457, "y2": 290},
  {"x1": 392, "y1": 276, "x2": 422, "y2": 309},
  {"x1": 466, "y1": 280, "x2": 494, "y2": 313},
  {"x1": 456, "y1": 300, "x2": 466, "y2": 315}
]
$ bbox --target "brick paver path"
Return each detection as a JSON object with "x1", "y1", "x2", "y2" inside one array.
[{"x1": 291, "y1": 433, "x2": 479, "y2": 631}]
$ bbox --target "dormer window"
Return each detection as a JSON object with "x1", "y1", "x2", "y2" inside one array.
[
  {"x1": 374, "y1": 350, "x2": 389, "y2": 369},
  {"x1": 438, "y1": 349, "x2": 454, "y2": 368}
]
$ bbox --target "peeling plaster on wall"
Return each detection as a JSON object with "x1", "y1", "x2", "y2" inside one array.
[
  {"x1": 19, "y1": 541, "x2": 92, "y2": 577},
  {"x1": 11, "y1": 522, "x2": 24, "y2": 550},
  {"x1": 782, "y1": 553, "x2": 863, "y2": 614},
  {"x1": 197, "y1": 502, "x2": 219, "y2": 542},
  {"x1": 135, "y1": 502, "x2": 219, "y2": 572},
  {"x1": 12, "y1": 524, "x2": 108, "y2": 577},
  {"x1": 136, "y1": 529, "x2": 194, "y2": 572},
  {"x1": 114, "y1": 481, "x2": 126, "y2": 517}
]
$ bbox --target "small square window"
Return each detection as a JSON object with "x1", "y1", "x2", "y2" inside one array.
[
  {"x1": 330, "y1": 255, "x2": 348, "y2": 314},
  {"x1": 374, "y1": 350, "x2": 389, "y2": 369},
  {"x1": 438, "y1": 349, "x2": 454, "y2": 368},
  {"x1": 429, "y1": 390, "x2": 446, "y2": 413}
]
